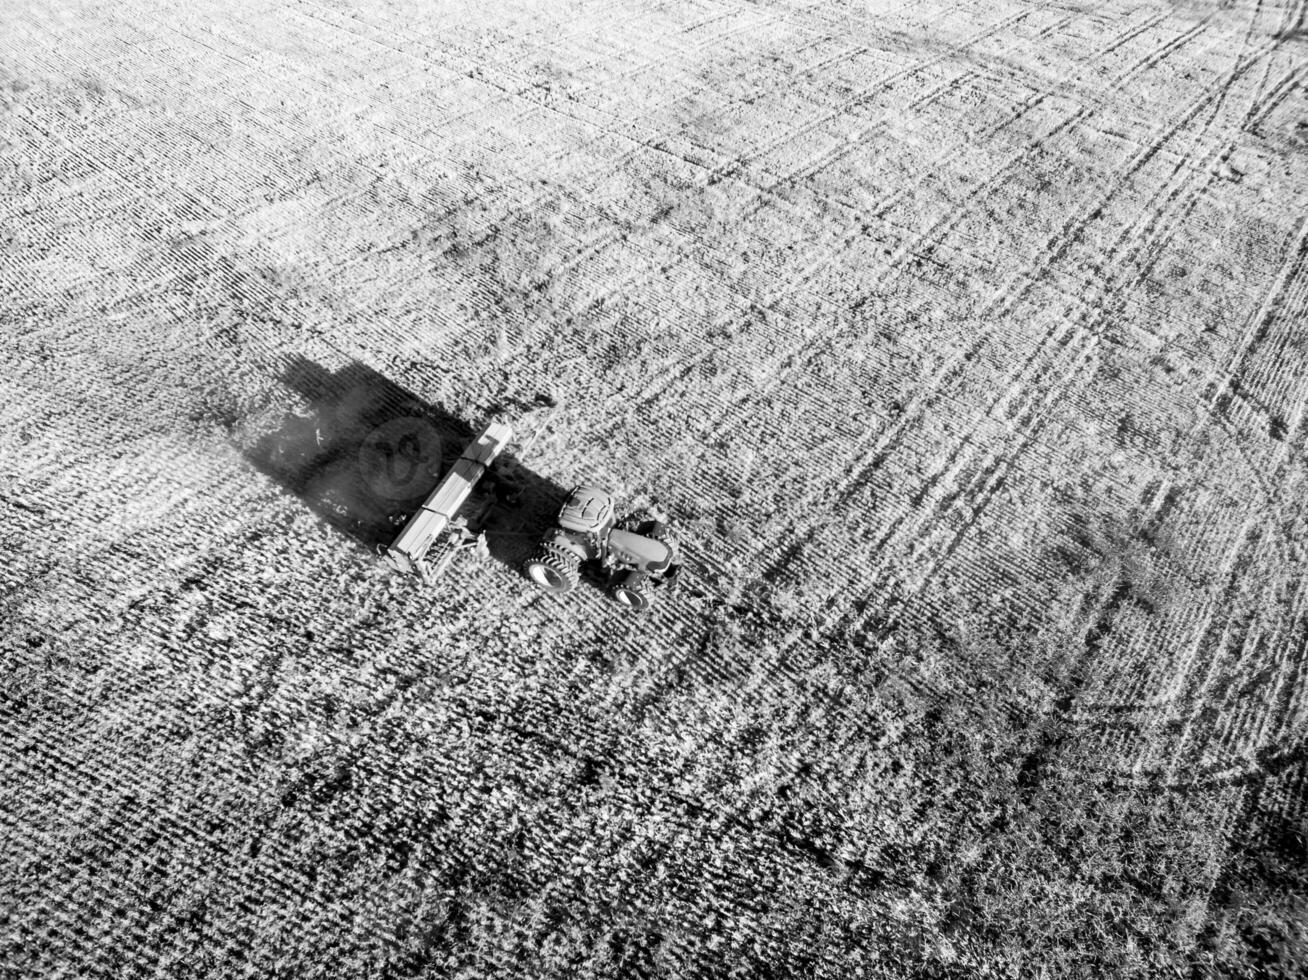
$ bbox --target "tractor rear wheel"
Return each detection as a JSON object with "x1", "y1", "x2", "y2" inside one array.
[
  {"x1": 633, "y1": 519, "x2": 678, "y2": 568},
  {"x1": 523, "y1": 544, "x2": 580, "y2": 593},
  {"x1": 617, "y1": 511, "x2": 657, "y2": 535},
  {"x1": 619, "y1": 514, "x2": 674, "y2": 548}
]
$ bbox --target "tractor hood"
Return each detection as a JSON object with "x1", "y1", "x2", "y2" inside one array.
[{"x1": 607, "y1": 529, "x2": 674, "y2": 573}]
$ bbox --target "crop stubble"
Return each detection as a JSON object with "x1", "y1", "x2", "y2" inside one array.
[{"x1": 4, "y1": 0, "x2": 1307, "y2": 975}]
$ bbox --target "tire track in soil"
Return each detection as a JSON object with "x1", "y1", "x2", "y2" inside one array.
[
  {"x1": 1139, "y1": 509, "x2": 1272, "y2": 770},
  {"x1": 1101, "y1": 60, "x2": 1308, "y2": 346},
  {"x1": 1013, "y1": 480, "x2": 1185, "y2": 799},
  {"x1": 80, "y1": 1, "x2": 819, "y2": 389},
  {"x1": 1206, "y1": 583, "x2": 1308, "y2": 777},
  {"x1": 889, "y1": 20, "x2": 1308, "y2": 602},
  {"x1": 583, "y1": 49, "x2": 1307, "y2": 447},
  {"x1": 1085, "y1": 411, "x2": 1308, "y2": 729},
  {"x1": 1187, "y1": 751, "x2": 1308, "y2": 960},
  {"x1": 1072, "y1": 52, "x2": 1308, "y2": 583},
  {"x1": 706, "y1": 1, "x2": 1308, "y2": 732},
  {"x1": 3, "y1": 12, "x2": 594, "y2": 386},
  {"x1": 824, "y1": 6, "x2": 1279, "y2": 310},
  {"x1": 998, "y1": 268, "x2": 1308, "y2": 787},
  {"x1": 748, "y1": 9, "x2": 1090, "y2": 192},
  {"x1": 1091, "y1": 190, "x2": 1306, "y2": 696},
  {"x1": 6, "y1": 8, "x2": 668, "y2": 449},
  {"x1": 292, "y1": 0, "x2": 760, "y2": 130},
  {"x1": 1138, "y1": 234, "x2": 1308, "y2": 782},
  {"x1": 867, "y1": 8, "x2": 1223, "y2": 284},
  {"x1": 5, "y1": 3, "x2": 1302, "y2": 952},
  {"x1": 1233, "y1": 626, "x2": 1308, "y2": 793},
  {"x1": 1205, "y1": 214, "x2": 1308, "y2": 424},
  {"x1": 742, "y1": 29, "x2": 1280, "y2": 601},
  {"x1": 551, "y1": 42, "x2": 1198, "y2": 528},
  {"x1": 12, "y1": 5, "x2": 1297, "y2": 641},
  {"x1": 698, "y1": 5, "x2": 1046, "y2": 187},
  {"x1": 0, "y1": 33, "x2": 395, "y2": 356},
  {"x1": 160, "y1": 0, "x2": 1177, "y2": 473},
  {"x1": 578, "y1": 3, "x2": 1292, "y2": 612},
  {"x1": 333, "y1": 5, "x2": 1048, "y2": 425},
  {"x1": 612, "y1": 12, "x2": 1093, "y2": 400},
  {"x1": 764, "y1": 3, "x2": 1211, "y2": 206},
  {"x1": 1176, "y1": 217, "x2": 1308, "y2": 523},
  {"x1": 588, "y1": 6, "x2": 1231, "y2": 457},
  {"x1": 273, "y1": 0, "x2": 1054, "y2": 387},
  {"x1": 0, "y1": 0, "x2": 1255, "y2": 630},
  {"x1": 576, "y1": 7, "x2": 1107, "y2": 432},
  {"x1": 884, "y1": 99, "x2": 1302, "y2": 743}
]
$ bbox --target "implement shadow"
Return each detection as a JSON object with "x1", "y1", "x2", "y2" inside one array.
[{"x1": 243, "y1": 356, "x2": 568, "y2": 573}]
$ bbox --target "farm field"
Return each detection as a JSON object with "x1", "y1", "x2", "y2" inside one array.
[{"x1": 3, "y1": 0, "x2": 1307, "y2": 975}]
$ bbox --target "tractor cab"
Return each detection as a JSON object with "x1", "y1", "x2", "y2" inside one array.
[{"x1": 557, "y1": 486, "x2": 616, "y2": 535}]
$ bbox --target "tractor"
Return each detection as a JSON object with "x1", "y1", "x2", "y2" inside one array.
[{"x1": 523, "y1": 486, "x2": 680, "y2": 610}]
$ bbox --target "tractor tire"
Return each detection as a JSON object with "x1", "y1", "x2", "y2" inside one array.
[
  {"x1": 523, "y1": 544, "x2": 580, "y2": 593},
  {"x1": 640, "y1": 520, "x2": 678, "y2": 566},
  {"x1": 609, "y1": 582, "x2": 653, "y2": 611},
  {"x1": 616, "y1": 510, "x2": 654, "y2": 533},
  {"x1": 609, "y1": 571, "x2": 654, "y2": 611},
  {"x1": 619, "y1": 513, "x2": 671, "y2": 544}
]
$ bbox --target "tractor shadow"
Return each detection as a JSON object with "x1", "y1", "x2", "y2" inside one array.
[{"x1": 242, "y1": 356, "x2": 570, "y2": 575}]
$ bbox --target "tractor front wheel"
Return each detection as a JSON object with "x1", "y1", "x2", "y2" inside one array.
[
  {"x1": 609, "y1": 572, "x2": 654, "y2": 612},
  {"x1": 523, "y1": 545, "x2": 581, "y2": 593}
]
